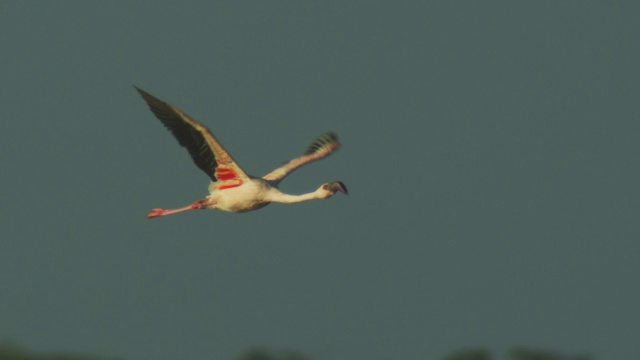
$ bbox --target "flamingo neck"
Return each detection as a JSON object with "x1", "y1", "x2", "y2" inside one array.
[{"x1": 267, "y1": 189, "x2": 323, "y2": 204}]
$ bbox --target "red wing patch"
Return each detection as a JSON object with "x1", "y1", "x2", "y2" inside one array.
[
  {"x1": 218, "y1": 182, "x2": 243, "y2": 190},
  {"x1": 215, "y1": 164, "x2": 244, "y2": 190},
  {"x1": 216, "y1": 167, "x2": 239, "y2": 181}
]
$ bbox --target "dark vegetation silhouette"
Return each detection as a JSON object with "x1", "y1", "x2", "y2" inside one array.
[
  {"x1": 0, "y1": 341, "x2": 593, "y2": 360},
  {"x1": 442, "y1": 347, "x2": 591, "y2": 360},
  {"x1": 0, "y1": 341, "x2": 121, "y2": 360},
  {"x1": 508, "y1": 348, "x2": 591, "y2": 360},
  {"x1": 235, "y1": 347, "x2": 308, "y2": 360},
  {"x1": 443, "y1": 348, "x2": 492, "y2": 360}
]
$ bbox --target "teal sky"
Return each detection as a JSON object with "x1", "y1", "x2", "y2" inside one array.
[{"x1": 1, "y1": 2, "x2": 638, "y2": 360}]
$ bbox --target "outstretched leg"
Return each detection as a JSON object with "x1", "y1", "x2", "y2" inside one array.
[{"x1": 147, "y1": 200, "x2": 208, "y2": 219}]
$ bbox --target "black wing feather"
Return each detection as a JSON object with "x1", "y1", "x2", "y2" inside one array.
[
  {"x1": 305, "y1": 132, "x2": 338, "y2": 155},
  {"x1": 135, "y1": 87, "x2": 218, "y2": 182}
]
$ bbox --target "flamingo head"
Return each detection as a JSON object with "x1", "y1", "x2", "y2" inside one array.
[{"x1": 319, "y1": 181, "x2": 349, "y2": 198}]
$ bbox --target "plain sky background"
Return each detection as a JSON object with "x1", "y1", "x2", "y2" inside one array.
[{"x1": 1, "y1": 2, "x2": 638, "y2": 360}]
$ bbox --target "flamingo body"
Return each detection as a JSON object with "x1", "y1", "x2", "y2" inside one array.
[
  {"x1": 135, "y1": 87, "x2": 347, "y2": 218},
  {"x1": 208, "y1": 178, "x2": 273, "y2": 213}
]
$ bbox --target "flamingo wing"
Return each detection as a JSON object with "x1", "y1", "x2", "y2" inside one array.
[
  {"x1": 135, "y1": 87, "x2": 249, "y2": 188},
  {"x1": 262, "y1": 132, "x2": 341, "y2": 182}
]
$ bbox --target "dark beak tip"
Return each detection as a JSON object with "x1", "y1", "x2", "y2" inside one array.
[{"x1": 336, "y1": 181, "x2": 348, "y2": 195}]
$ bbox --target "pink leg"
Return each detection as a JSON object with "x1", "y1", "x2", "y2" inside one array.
[{"x1": 147, "y1": 200, "x2": 207, "y2": 219}]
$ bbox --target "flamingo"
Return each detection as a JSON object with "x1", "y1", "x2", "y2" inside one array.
[{"x1": 135, "y1": 87, "x2": 348, "y2": 218}]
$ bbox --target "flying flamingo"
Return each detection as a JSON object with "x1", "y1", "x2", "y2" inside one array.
[{"x1": 135, "y1": 87, "x2": 348, "y2": 218}]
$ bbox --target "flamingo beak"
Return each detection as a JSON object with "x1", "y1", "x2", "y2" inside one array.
[{"x1": 329, "y1": 181, "x2": 348, "y2": 195}]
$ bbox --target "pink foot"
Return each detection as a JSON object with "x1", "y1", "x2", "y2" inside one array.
[
  {"x1": 146, "y1": 201, "x2": 208, "y2": 219},
  {"x1": 147, "y1": 208, "x2": 167, "y2": 219}
]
